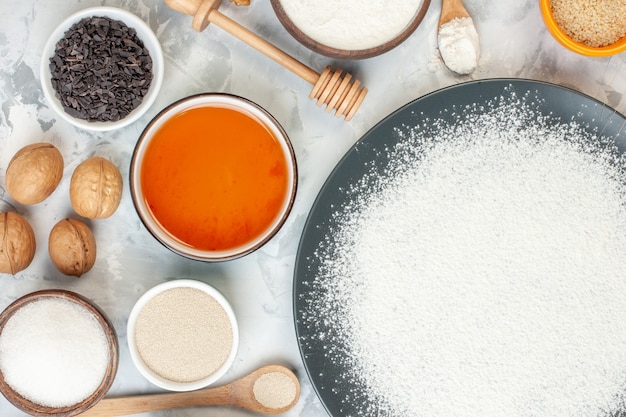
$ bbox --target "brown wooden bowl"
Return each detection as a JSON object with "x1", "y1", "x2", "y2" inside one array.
[
  {"x1": 270, "y1": 0, "x2": 431, "y2": 59},
  {"x1": 0, "y1": 290, "x2": 118, "y2": 417}
]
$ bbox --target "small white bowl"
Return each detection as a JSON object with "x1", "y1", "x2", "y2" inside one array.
[
  {"x1": 40, "y1": 7, "x2": 164, "y2": 131},
  {"x1": 127, "y1": 279, "x2": 239, "y2": 391}
]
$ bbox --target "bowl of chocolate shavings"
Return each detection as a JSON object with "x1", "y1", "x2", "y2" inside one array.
[{"x1": 40, "y1": 7, "x2": 164, "y2": 131}]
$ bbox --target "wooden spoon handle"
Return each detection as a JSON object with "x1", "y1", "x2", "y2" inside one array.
[
  {"x1": 208, "y1": 10, "x2": 319, "y2": 84},
  {"x1": 166, "y1": 0, "x2": 318, "y2": 84},
  {"x1": 79, "y1": 386, "x2": 233, "y2": 416},
  {"x1": 439, "y1": 0, "x2": 470, "y2": 27}
]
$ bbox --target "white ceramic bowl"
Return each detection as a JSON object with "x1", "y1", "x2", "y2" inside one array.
[
  {"x1": 127, "y1": 279, "x2": 239, "y2": 391},
  {"x1": 40, "y1": 7, "x2": 164, "y2": 131},
  {"x1": 130, "y1": 93, "x2": 298, "y2": 262}
]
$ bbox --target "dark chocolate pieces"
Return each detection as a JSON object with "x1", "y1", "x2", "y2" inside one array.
[{"x1": 49, "y1": 16, "x2": 153, "y2": 123}]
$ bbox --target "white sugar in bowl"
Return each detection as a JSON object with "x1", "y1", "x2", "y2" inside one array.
[{"x1": 0, "y1": 290, "x2": 118, "y2": 417}]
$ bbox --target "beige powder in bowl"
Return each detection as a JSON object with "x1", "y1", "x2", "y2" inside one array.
[{"x1": 134, "y1": 286, "x2": 233, "y2": 383}]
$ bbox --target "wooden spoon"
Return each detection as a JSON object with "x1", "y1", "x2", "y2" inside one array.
[
  {"x1": 437, "y1": 0, "x2": 479, "y2": 75},
  {"x1": 438, "y1": 0, "x2": 471, "y2": 28},
  {"x1": 78, "y1": 365, "x2": 300, "y2": 416},
  {"x1": 165, "y1": 0, "x2": 367, "y2": 120}
]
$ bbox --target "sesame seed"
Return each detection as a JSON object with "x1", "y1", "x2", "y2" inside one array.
[{"x1": 550, "y1": 0, "x2": 626, "y2": 47}]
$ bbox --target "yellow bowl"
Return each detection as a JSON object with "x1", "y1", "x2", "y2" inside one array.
[{"x1": 539, "y1": 0, "x2": 626, "y2": 57}]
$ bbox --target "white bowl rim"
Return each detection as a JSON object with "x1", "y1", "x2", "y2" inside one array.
[
  {"x1": 130, "y1": 93, "x2": 298, "y2": 262},
  {"x1": 40, "y1": 6, "x2": 164, "y2": 132},
  {"x1": 126, "y1": 279, "x2": 239, "y2": 392}
]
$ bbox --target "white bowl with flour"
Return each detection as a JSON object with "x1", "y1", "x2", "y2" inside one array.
[{"x1": 271, "y1": 0, "x2": 431, "y2": 59}]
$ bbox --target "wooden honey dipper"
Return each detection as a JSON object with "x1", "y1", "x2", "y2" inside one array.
[{"x1": 165, "y1": 0, "x2": 367, "y2": 120}]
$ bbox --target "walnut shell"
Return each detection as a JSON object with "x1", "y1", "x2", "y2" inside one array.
[
  {"x1": 48, "y1": 218, "x2": 96, "y2": 277},
  {"x1": 0, "y1": 212, "x2": 36, "y2": 274},
  {"x1": 6, "y1": 143, "x2": 64, "y2": 205},
  {"x1": 70, "y1": 157, "x2": 123, "y2": 219}
]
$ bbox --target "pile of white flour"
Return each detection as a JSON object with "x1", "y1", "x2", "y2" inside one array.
[
  {"x1": 278, "y1": 0, "x2": 424, "y2": 51},
  {"x1": 302, "y1": 91, "x2": 626, "y2": 417}
]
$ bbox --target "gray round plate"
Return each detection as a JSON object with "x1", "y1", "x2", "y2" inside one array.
[{"x1": 293, "y1": 78, "x2": 626, "y2": 417}]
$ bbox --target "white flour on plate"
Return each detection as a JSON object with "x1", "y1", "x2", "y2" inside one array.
[
  {"x1": 278, "y1": 0, "x2": 424, "y2": 51},
  {"x1": 302, "y1": 91, "x2": 626, "y2": 417}
]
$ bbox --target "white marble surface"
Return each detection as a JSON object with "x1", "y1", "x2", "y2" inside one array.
[{"x1": 0, "y1": 1, "x2": 625, "y2": 416}]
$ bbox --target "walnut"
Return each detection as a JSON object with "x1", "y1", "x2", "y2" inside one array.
[
  {"x1": 6, "y1": 143, "x2": 64, "y2": 205},
  {"x1": 0, "y1": 212, "x2": 36, "y2": 274},
  {"x1": 48, "y1": 218, "x2": 96, "y2": 277},
  {"x1": 70, "y1": 157, "x2": 123, "y2": 219}
]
